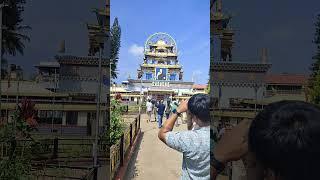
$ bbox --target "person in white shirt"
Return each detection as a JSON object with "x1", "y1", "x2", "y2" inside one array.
[{"x1": 146, "y1": 99, "x2": 153, "y2": 123}]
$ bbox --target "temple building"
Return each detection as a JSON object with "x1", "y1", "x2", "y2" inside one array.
[
  {"x1": 0, "y1": 1, "x2": 110, "y2": 136},
  {"x1": 112, "y1": 32, "x2": 205, "y2": 102},
  {"x1": 34, "y1": 61, "x2": 60, "y2": 91},
  {"x1": 211, "y1": 0, "x2": 308, "y2": 127}
]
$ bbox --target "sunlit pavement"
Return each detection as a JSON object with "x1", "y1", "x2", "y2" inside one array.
[{"x1": 124, "y1": 113, "x2": 186, "y2": 180}]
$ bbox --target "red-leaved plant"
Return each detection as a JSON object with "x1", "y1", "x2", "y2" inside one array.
[
  {"x1": 115, "y1": 93, "x2": 122, "y2": 101},
  {"x1": 19, "y1": 98, "x2": 38, "y2": 127}
]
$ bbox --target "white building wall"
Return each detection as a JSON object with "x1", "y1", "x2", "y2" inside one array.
[
  {"x1": 77, "y1": 112, "x2": 88, "y2": 126},
  {"x1": 62, "y1": 112, "x2": 66, "y2": 125},
  {"x1": 99, "y1": 113, "x2": 104, "y2": 127},
  {"x1": 8, "y1": 110, "x2": 14, "y2": 123}
]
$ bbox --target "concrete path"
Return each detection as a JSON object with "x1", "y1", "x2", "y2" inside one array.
[{"x1": 124, "y1": 113, "x2": 186, "y2": 180}]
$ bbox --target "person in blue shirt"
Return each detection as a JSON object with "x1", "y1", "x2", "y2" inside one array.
[
  {"x1": 158, "y1": 94, "x2": 210, "y2": 180},
  {"x1": 155, "y1": 100, "x2": 166, "y2": 128}
]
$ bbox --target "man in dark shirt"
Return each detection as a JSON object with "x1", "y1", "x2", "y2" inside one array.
[
  {"x1": 151, "y1": 99, "x2": 157, "y2": 122},
  {"x1": 156, "y1": 100, "x2": 166, "y2": 128}
]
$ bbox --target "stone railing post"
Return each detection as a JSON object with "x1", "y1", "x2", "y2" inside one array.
[
  {"x1": 119, "y1": 134, "x2": 124, "y2": 166},
  {"x1": 129, "y1": 123, "x2": 133, "y2": 146},
  {"x1": 52, "y1": 138, "x2": 58, "y2": 159}
]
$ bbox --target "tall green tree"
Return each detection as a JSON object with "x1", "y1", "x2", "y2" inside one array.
[
  {"x1": 310, "y1": 14, "x2": 320, "y2": 84},
  {"x1": 110, "y1": 17, "x2": 121, "y2": 79},
  {"x1": 310, "y1": 71, "x2": 320, "y2": 104},
  {"x1": 1, "y1": 0, "x2": 30, "y2": 56},
  {"x1": 309, "y1": 14, "x2": 320, "y2": 103},
  {"x1": 1, "y1": 0, "x2": 30, "y2": 78}
]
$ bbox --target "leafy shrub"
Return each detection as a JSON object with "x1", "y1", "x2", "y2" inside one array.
[
  {"x1": 101, "y1": 99, "x2": 125, "y2": 146},
  {"x1": 0, "y1": 98, "x2": 39, "y2": 179}
]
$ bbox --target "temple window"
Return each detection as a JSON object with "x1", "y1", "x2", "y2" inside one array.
[
  {"x1": 170, "y1": 73, "x2": 176, "y2": 81},
  {"x1": 66, "y1": 111, "x2": 78, "y2": 125},
  {"x1": 38, "y1": 110, "x2": 63, "y2": 124},
  {"x1": 146, "y1": 73, "x2": 153, "y2": 80}
]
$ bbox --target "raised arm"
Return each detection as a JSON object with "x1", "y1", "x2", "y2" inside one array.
[
  {"x1": 158, "y1": 100, "x2": 188, "y2": 144},
  {"x1": 211, "y1": 119, "x2": 251, "y2": 178}
]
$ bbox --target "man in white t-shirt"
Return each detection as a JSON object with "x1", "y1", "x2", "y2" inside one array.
[{"x1": 146, "y1": 99, "x2": 153, "y2": 122}]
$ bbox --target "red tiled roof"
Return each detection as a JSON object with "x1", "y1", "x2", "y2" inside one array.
[
  {"x1": 193, "y1": 84, "x2": 208, "y2": 89},
  {"x1": 265, "y1": 74, "x2": 308, "y2": 85}
]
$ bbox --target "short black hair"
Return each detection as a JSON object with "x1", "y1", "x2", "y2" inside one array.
[
  {"x1": 188, "y1": 93, "x2": 211, "y2": 123},
  {"x1": 249, "y1": 100, "x2": 320, "y2": 180}
]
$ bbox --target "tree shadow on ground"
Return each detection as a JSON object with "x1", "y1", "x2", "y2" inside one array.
[{"x1": 123, "y1": 132, "x2": 144, "y2": 180}]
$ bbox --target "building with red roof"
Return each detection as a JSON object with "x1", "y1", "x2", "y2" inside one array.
[{"x1": 265, "y1": 74, "x2": 308, "y2": 97}]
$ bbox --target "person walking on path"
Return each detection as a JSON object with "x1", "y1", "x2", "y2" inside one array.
[
  {"x1": 171, "y1": 99, "x2": 180, "y2": 126},
  {"x1": 146, "y1": 99, "x2": 153, "y2": 123},
  {"x1": 165, "y1": 99, "x2": 171, "y2": 119},
  {"x1": 155, "y1": 100, "x2": 166, "y2": 128},
  {"x1": 158, "y1": 94, "x2": 210, "y2": 180},
  {"x1": 151, "y1": 99, "x2": 157, "y2": 122}
]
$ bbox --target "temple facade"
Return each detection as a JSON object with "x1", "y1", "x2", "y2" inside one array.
[{"x1": 119, "y1": 32, "x2": 196, "y2": 102}]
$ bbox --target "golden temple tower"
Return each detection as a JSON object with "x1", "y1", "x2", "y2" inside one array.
[{"x1": 137, "y1": 32, "x2": 183, "y2": 82}]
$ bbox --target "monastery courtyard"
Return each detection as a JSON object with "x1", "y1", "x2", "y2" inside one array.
[{"x1": 124, "y1": 113, "x2": 185, "y2": 180}]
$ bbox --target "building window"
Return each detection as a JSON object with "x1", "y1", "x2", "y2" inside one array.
[
  {"x1": 146, "y1": 73, "x2": 153, "y2": 80},
  {"x1": 66, "y1": 111, "x2": 78, "y2": 125},
  {"x1": 38, "y1": 110, "x2": 62, "y2": 124},
  {"x1": 170, "y1": 73, "x2": 176, "y2": 81}
]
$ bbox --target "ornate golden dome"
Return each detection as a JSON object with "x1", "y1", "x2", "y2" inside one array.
[
  {"x1": 144, "y1": 32, "x2": 177, "y2": 54},
  {"x1": 155, "y1": 40, "x2": 167, "y2": 46}
]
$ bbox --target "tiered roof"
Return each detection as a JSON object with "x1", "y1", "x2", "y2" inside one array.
[
  {"x1": 55, "y1": 55, "x2": 109, "y2": 66},
  {"x1": 212, "y1": 62, "x2": 272, "y2": 72}
]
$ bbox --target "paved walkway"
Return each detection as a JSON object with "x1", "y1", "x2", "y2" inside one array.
[{"x1": 124, "y1": 113, "x2": 186, "y2": 180}]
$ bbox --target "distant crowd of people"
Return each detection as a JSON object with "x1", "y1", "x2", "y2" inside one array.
[{"x1": 146, "y1": 98, "x2": 181, "y2": 128}]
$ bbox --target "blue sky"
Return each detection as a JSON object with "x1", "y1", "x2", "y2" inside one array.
[
  {"x1": 111, "y1": 0, "x2": 210, "y2": 84},
  {"x1": 7, "y1": 1, "x2": 104, "y2": 78},
  {"x1": 214, "y1": 0, "x2": 320, "y2": 74}
]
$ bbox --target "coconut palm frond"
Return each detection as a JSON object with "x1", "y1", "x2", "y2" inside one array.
[{"x1": 1, "y1": 0, "x2": 30, "y2": 57}]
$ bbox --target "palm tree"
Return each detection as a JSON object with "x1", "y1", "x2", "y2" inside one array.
[
  {"x1": 2, "y1": 25, "x2": 30, "y2": 56},
  {"x1": 1, "y1": 0, "x2": 30, "y2": 57}
]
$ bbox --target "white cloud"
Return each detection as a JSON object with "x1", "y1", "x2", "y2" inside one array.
[
  {"x1": 193, "y1": 70, "x2": 203, "y2": 75},
  {"x1": 191, "y1": 70, "x2": 204, "y2": 84},
  {"x1": 128, "y1": 44, "x2": 144, "y2": 58}
]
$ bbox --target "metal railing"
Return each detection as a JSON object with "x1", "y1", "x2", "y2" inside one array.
[
  {"x1": 265, "y1": 89, "x2": 304, "y2": 96},
  {"x1": 110, "y1": 115, "x2": 140, "y2": 180},
  {"x1": 0, "y1": 137, "x2": 108, "y2": 179},
  {"x1": 31, "y1": 164, "x2": 95, "y2": 180},
  {"x1": 0, "y1": 138, "x2": 107, "y2": 159},
  {"x1": 0, "y1": 98, "x2": 99, "y2": 104}
]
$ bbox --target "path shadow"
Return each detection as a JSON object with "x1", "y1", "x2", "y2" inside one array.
[{"x1": 123, "y1": 131, "x2": 144, "y2": 180}]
